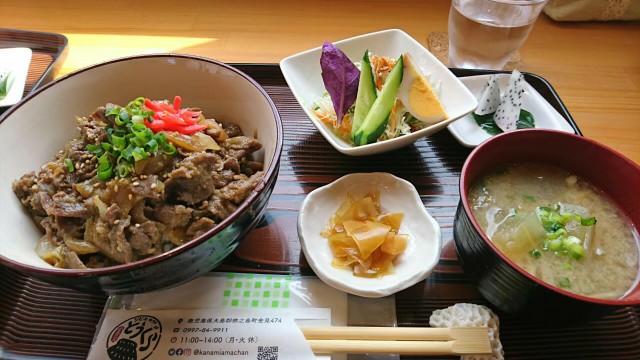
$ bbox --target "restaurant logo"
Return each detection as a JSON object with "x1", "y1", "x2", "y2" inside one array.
[{"x1": 106, "y1": 315, "x2": 162, "y2": 360}]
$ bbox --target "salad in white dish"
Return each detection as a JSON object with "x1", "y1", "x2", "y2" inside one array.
[{"x1": 312, "y1": 42, "x2": 449, "y2": 146}]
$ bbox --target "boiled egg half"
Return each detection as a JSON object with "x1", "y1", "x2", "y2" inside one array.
[{"x1": 397, "y1": 53, "x2": 448, "y2": 124}]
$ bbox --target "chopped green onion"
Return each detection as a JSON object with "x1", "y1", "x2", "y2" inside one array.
[
  {"x1": 558, "y1": 277, "x2": 571, "y2": 288},
  {"x1": 86, "y1": 98, "x2": 178, "y2": 181},
  {"x1": 536, "y1": 204, "x2": 597, "y2": 260},
  {"x1": 132, "y1": 147, "x2": 149, "y2": 161},
  {"x1": 146, "y1": 138, "x2": 158, "y2": 153},
  {"x1": 548, "y1": 238, "x2": 562, "y2": 251},
  {"x1": 132, "y1": 115, "x2": 144, "y2": 125},
  {"x1": 111, "y1": 134, "x2": 126, "y2": 151},
  {"x1": 64, "y1": 158, "x2": 74, "y2": 173},
  {"x1": 116, "y1": 162, "x2": 131, "y2": 178},
  {"x1": 164, "y1": 143, "x2": 177, "y2": 155},
  {"x1": 570, "y1": 243, "x2": 585, "y2": 260},
  {"x1": 522, "y1": 194, "x2": 536, "y2": 202},
  {"x1": 86, "y1": 144, "x2": 103, "y2": 154},
  {"x1": 529, "y1": 249, "x2": 542, "y2": 258}
]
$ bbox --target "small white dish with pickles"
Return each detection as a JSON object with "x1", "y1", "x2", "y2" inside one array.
[
  {"x1": 297, "y1": 172, "x2": 442, "y2": 298},
  {"x1": 280, "y1": 29, "x2": 477, "y2": 156}
]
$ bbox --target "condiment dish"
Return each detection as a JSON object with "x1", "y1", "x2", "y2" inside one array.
[
  {"x1": 0, "y1": 47, "x2": 32, "y2": 108},
  {"x1": 280, "y1": 29, "x2": 477, "y2": 156},
  {"x1": 298, "y1": 172, "x2": 442, "y2": 297},
  {"x1": 447, "y1": 74, "x2": 576, "y2": 147}
]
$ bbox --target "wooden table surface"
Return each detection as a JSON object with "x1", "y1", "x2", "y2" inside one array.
[{"x1": 2, "y1": 0, "x2": 639, "y2": 163}]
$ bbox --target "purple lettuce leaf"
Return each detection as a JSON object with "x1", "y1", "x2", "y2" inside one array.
[{"x1": 320, "y1": 41, "x2": 360, "y2": 125}]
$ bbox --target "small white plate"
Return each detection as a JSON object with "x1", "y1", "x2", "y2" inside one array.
[
  {"x1": 0, "y1": 48, "x2": 33, "y2": 108},
  {"x1": 447, "y1": 74, "x2": 576, "y2": 148},
  {"x1": 280, "y1": 29, "x2": 478, "y2": 156},
  {"x1": 297, "y1": 172, "x2": 442, "y2": 298}
]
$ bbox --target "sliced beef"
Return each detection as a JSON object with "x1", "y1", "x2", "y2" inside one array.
[
  {"x1": 12, "y1": 172, "x2": 47, "y2": 217},
  {"x1": 211, "y1": 169, "x2": 236, "y2": 188},
  {"x1": 60, "y1": 246, "x2": 87, "y2": 269},
  {"x1": 219, "y1": 171, "x2": 265, "y2": 204},
  {"x1": 86, "y1": 106, "x2": 109, "y2": 141},
  {"x1": 130, "y1": 175, "x2": 162, "y2": 200},
  {"x1": 153, "y1": 204, "x2": 193, "y2": 229},
  {"x1": 85, "y1": 204, "x2": 132, "y2": 264},
  {"x1": 223, "y1": 157, "x2": 241, "y2": 174},
  {"x1": 186, "y1": 217, "x2": 216, "y2": 238},
  {"x1": 207, "y1": 193, "x2": 238, "y2": 221},
  {"x1": 222, "y1": 122, "x2": 243, "y2": 138},
  {"x1": 224, "y1": 136, "x2": 262, "y2": 160},
  {"x1": 40, "y1": 191, "x2": 91, "y2": 218},
  {"x1": 13, "y1": 102, "x2": 266, "y2": 269},
  {"x1": 164, "y1": 153, "x2": 221, "y2": 204},
  {"x1": 242, "y1": 161, "x2": 264, "y2": 176},
  {"x1": 84, "y1": 255, "x2": 112, "y2": 268},
  {"x1": 129, "y1": 221, "x2": 165, "y2": 257}
]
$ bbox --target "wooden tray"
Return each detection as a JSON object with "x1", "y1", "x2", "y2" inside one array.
[
  {"x1": 1, "y1": 65, "x2": 638, "y2": 360},
  {"x1": 0, "y1": 28, "x2": 68, "y2": 116}
]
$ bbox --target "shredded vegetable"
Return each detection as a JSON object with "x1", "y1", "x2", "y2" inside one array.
[{"x1": 144, "y1": 96, "x2": 207, "y2": 135}]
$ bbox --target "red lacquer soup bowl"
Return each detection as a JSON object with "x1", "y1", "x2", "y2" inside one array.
[{"x1": 454, "y1": 129, "x2": 640, "y2": 318}]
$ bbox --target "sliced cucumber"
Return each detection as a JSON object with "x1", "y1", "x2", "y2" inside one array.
[
  {"x1": 353, "y1": 55, "x2": 403, "y2": 146},
  {"x1": 351, "y1": 51, "x2": 377, "y2": 141}
]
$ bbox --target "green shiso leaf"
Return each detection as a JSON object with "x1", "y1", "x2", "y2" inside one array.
[
  {"x1": 0, "y1": 71, "x2": 14, "y2": 100},
  {"x1": 474, "y1": 109, "x2": 536, "y2": 136}
]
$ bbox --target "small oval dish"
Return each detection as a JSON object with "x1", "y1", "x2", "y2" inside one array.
[
  {"x1": 298, "y1": 172, "x2": 442, "y2": 298},
  {"x1": 0, "y1": 47, "x2": 32, "y2": 108},
  {"x1": 280, "y1": 29, "x2": 477, "y2": 156},
  {"x1": 447, "y1": 74, "x2": 576, "y2": 148}
]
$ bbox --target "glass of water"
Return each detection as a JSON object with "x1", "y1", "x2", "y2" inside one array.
[{"x1": 448, "y1": 0, "x2": 549, "y2": 69}]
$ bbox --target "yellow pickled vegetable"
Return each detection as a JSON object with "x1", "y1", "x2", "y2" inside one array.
[{"x1": 322, "y1": 192, "x2": 409, "y2": 278}]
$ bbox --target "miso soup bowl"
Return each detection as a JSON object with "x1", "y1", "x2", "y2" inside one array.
[
  {"x1": 454, "y1": 129, "x2": 640, "y2": 317},
  {"x1": 0, "y1": 54, "x2": 282, "y2": 294}
]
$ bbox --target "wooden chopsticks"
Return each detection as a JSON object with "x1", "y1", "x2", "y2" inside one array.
[{"x1": 300, "y1": 326, "x2": 491, "y2": 356}]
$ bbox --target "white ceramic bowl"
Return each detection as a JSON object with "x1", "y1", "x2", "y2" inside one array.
[
  {"x1": 280, "y1": 29, "x2": 478, "y2": 156},
  {"x1": 0, "y1": 54, "x2": 283, "y2": 293},
  {"x1": 297, "y1": 173, "x2": 442, "y2": 298},
  {"x1": 447, "y1": 74, "x2": 576, "y2": 147}
]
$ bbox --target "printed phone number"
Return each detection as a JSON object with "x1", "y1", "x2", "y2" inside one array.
[{"x1": 182, "y1": 327, "x2": 229, "y2": 333}]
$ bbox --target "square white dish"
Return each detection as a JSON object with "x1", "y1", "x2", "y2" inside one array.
[
  {"x1": 447, "y1": 74, "x2": 576, "y2": 148},
  {"x1": 297, "y1": 172, "x2": 442, "y2": 298},
  {"x1": 280, "y1": 29, "x2": 478, "y2": 156},
  {"x1": 0, "y1": 47, "x2": 33, "y2": 108}
]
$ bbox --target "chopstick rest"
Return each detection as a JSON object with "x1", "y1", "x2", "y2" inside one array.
[{"x1": 300, "y1": 326, "x2": 491, "y2": 355}]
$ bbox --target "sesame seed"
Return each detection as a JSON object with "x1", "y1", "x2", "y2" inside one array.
[
  {"x1": 114, "y1": 185, "x2": 119, "y2": 192},
  {"x1": 114, "y1": 219, "x2": 120, "y2": 224},
  {"x1": 128, "y1": 194, "x2": 133, "y2": 200},
  {"x1": 31, "y1": 184, "x2": 38, "y2": 190},
  {"x1": 133, "y1": 181, "x2": 140, "y2": 186},
  {"x1": 150, "y1": 183, "x2": 157, "y2": 189},
  {"x1": 135, "y1": 223, "x2": 141, "y2": 228}
]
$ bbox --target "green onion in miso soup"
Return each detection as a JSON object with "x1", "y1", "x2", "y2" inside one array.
[{"x1": 468, "y1": 163, "x2": 640, "y2": 299}]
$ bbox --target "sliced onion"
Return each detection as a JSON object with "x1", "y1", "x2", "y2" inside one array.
[{"x1": 162, "y1": 131, "x2": 220, "y2": 151}]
